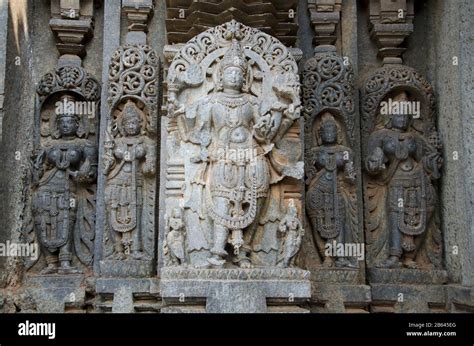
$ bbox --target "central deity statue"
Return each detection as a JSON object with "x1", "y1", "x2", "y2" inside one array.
[
  {"x1": 193, "y1": 40, "x2": 278, "y2": 267},
  {"x1": 164, "y1": 20, "x2": 303, "y2": 269}
]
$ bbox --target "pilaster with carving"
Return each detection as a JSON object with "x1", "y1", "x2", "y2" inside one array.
[
  {"x1": 98, "y1": 0, "x2": 159, "y2": 278},
  {"x1": 14, "y1": 0, "x2": 101, "y2": 313},
  {"x1": 303, "y1": 1, "x2": 364, "y2": 286},
  {"x1": 362, "y1": 0, "x2": 447, "y2": 291}
]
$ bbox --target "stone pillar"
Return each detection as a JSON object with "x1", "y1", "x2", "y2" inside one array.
[
  {"x1": 302, "y1": 0, "x2": 370, "y2": 313},
  {"x1": 6, "y1": 0, "x2": 101, "y2": 312},
  {"x1": 95, "y1": 0, "x2": 160, "y2": 313},
  {"x1": 0, "y1": 0, "x2": 8, "y2": 142},
  {"x1": 428, "y1": 0, "x2": 474, "y2": 312},
  {"x1": 362, "y1": 0, "x2": 448, "y2": 312}
]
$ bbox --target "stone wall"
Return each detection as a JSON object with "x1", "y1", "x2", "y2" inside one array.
[{"x1": 0, "y1": 0, "x2": 472, "y2": 313}]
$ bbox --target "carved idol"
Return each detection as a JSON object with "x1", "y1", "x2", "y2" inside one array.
[
  {"x1": 103, "y1": 100, "x2": 156, "y2": 260},
  {"x1": 164, "y1": 21, "x2": 303, "y2": 270},
  {"x1": 164, "y1": 208, "x2": 187, "y2": 266},
  {"x1": 365, "y1": 91, "x2": 442, "y2": 269},
  {"x1": 306, "y1": 113, "x2": 358, "y2": 268},
  {"x1": 277, "y1": 199, "x2": 304, "y2": 268},
  {"x1": 32, "y1": 95, "x2": 97, "y2": 274},
  {"x1": 186, "y1": 40, "x2": 296, "y2": 268}
]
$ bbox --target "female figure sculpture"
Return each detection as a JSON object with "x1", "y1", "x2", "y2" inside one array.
[
  {"x1": 306, "y1": 113, "x2": 358, "y2": 268},
  {"x1": 104, "y1": 100, "x2": 156, "y2": 260},
  {"x1": 365, "y1": 92, "x2": 442, "y2": 269},
  {"x1": 32, "y1": 95, "x2": 97, "y2": 274}
]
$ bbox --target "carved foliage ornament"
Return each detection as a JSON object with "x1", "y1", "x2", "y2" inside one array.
[
  {"x1": 37, "y1": 65, "x2": 100, "y2": 103},
  {"x1": 303, "y1": 52, "x2": 356, "y2": 179},
  {"x1": 108, "y1": 44, "x2": 159, "y2": 136}
]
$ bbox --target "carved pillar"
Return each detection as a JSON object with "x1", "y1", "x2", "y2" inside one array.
[
  {"x1": 49, "y1": 0, "x2": 94, "y2": 59},
  {"x1": 22, "y1": 0, "x2": 99, "y2": 312},
  {"x1": 368, "y1": 0, "x2": 414, "y2": 65},
  {"x1": 307, "y1": 0, "x2": 341, "y2": 50},
  {"x1": 0, "y1": 0, "x2": 7, "y2": 142},
  {"x1": 159, "y1": 20, "x2": 310, "y2": 313},
  {"x1": 96, "y1": 0, "x2": 159, "y2": 286},
  {"x1": 303, "y1": 0, "x2": 369, "y2": 313},
  {"x1": 362, "y1": 0, "x2": 447, "y2": 312}
]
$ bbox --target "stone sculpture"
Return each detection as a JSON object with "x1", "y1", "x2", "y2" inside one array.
[
  {"x1": 103, "y1": 100, "x2": 156, "y2": 260},
  {"x1": 302, "y1": 50, "x2": 360, "y2": 270},
  {"x1": 306, "y1": 113, "x2": 358, "y2": 268},
  {"x1": 162, "y1": 20, "x2": 304, "y2": 269},
  {"x1": 100, "y1": 41, "x2": 159, "y2": 276},
  {"x1": 362, "y1": 65, "x2": 444, "y2": 271},
  {"x1": 27, "y1": 64, "x2": 100, "y2": 274},
  {"x1": 163, "y1": 208, "x2": 187, "y2": 266},
  {"x1": 365, "y1": 90, "x2": 442, "y2": 269},
  {"x1": 277, "y1": 199, "x2": 304, "y2": 268}
]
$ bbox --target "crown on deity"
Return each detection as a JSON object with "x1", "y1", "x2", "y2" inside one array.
[
  {"x1": 221, "y1": 39, "x2": 248, "y2": 74},
  {"x1": 121, "y1": 100, "x2": 142, "y2": 124}
]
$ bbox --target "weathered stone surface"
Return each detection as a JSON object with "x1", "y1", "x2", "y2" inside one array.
[
  {"x1": 0, "y1": 0, "x2": 7, "y2": 142},
  {"x1": 370, "y1": 284, "x2": 447, "y2": 313},
  {"x1": 111, "y1": 286, "x2": 134, "y2": 313},
  {"x1": 26, "y1": 274, "x2": 86, "y2": 313},
  {"x1": 99, "y1": 260, "x2": 154, "y2": 278},
  {"x1": 161, "y1": 266, "x2": 310, "y2": 281},
  {"x1": 160, "y1": 267, "x2": 311, "y2": 313},
  {"x1": 24, "y1": 2, "x2": 100, "y2": 277},
  {"x1": 0, "y1": 0, "x2": 472, "y2": 316},
  {"x1": 310, "y1": 268, "x2": 359, "y2": 284},
  {"x1": 368, "y1": 268, "x2": 448, "y2": 285},
  {"x1": 311, "y1": 283, "x2": 371, "y2": 312},
  {"x1": 368, "y1": 0, "x2": 414, "y2": 64},
  {"x1": 303, "y1": 50, "x2": 362, "y2": 272},
  {"x1": 95, "y1": 277, "x2": 160, "y2": 294},
  {"x1": 97, "y1": 2, "x2": 159, "y2": 278},
  {"x1": 160, "y1": 20, "x2": 304, "y2": 275},
  {"x1": 165, "y1": 0, "x2": 299, "y2": 46},
  {"x1": 447, "y1": 285, "x2": 474, "y2": 312},
  {"x1": 362, "y1": 66, "x2": 444, "y2": 273}
]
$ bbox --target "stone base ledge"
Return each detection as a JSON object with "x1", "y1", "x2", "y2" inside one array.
[
  {"x1": 24, "y1": 274, "x2": 86, "y2": 313},
  {"x1": 160, "y1": 266, "x2": 310, "y2": 281},
  {"x1": 370, "y1": 283, "x2": 447, "y2": 313},
  {"x1": 100, "y1": 259, "x2": 154, "y2": 278},
  {"x1": 96, "y1": 277, "x2": 160, "y2": 294},
  {"x1": 368, "y1": 268, "x2": 448, "y2": 284},
  {"x1": 309, "y1": 283, "x2": 371, "y2": 312},
  {"x1": 160, "y1": 266, "x2": 311, "y2": 313},
  {"x1": 310, "y1": 268, "x2": 360, "y2": 284}
]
